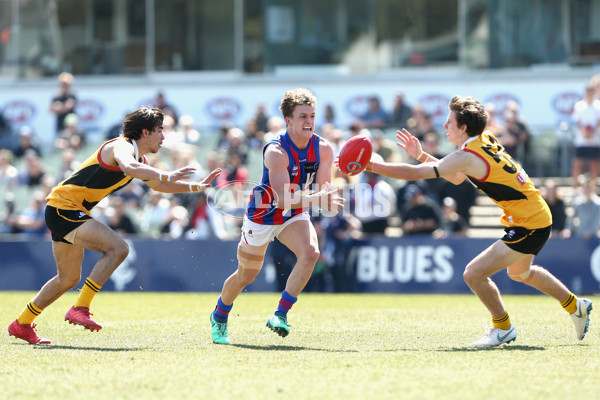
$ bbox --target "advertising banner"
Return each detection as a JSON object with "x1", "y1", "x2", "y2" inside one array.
[{"x1": 1, "y1": 237, "x2": 598, "y2": 294}]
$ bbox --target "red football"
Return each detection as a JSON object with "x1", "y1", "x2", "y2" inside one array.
[{"x1": 338, "y1": 135, "x2": 373, "y2": 176}]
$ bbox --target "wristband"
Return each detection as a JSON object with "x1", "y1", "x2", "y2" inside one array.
[
  {"x1": 159, "y1": 172, "x2": 171, "y2": 182},
  {"x1": 188, "y1": 183, "x2": 202, "y2": 192},
  {"x1": 417, "y1": 152, "x2": 427, "y2": 163}
]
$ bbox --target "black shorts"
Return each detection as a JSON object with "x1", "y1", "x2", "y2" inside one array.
[
  {"x1": 501, "y1": 225, "x2": 551, "y2": 255},
  {"x1": 575, "y1": 146, "x2": 600, "y2": 159},
  {"x1": 45, "y1": 205, "x2": 92, "y2": 243}
]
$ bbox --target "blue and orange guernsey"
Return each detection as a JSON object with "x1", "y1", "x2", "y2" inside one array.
[
  {"x1": 461, "y1": 131, "x2": 551, "y2": 229},
  {"x1": 46, "y1": 138, "x2": 146, "y2": 214},
  {"x1": 246, "y1": 132, "x2": 321, "y2": 225}
]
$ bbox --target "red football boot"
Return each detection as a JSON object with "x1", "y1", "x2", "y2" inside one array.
[
  {"x1": 8, "y1": 319, "x2": 51, "y2": 344},
  {"x1": 65, "y1": 306, "x2": 102, "y2": 332}
]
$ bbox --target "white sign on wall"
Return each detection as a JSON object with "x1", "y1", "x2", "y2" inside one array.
[{"x1": 0, "y1": 77, "x2": 587, "y2": 146}]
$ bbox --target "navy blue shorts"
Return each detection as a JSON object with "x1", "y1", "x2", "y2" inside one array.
[
  {"x1": 501, "y1": 226, "x2": 551, "y2": 255},
  {"x1": 575, "y1": 146, "x2": 600, "y2": 160},
  {"x1": 45, "y1": 205, "x2": 92, "y2": 243}
]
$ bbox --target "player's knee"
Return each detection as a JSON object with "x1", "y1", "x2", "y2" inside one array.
[
  {"x1": 299, "y1": 245, "x2": 320, "y2": 265},
  {"x1": 112, "y1": 240, "x2": 129, "y2": 263},
  {"x1": 507, "y1": 268, "x2": 532, "y2": 282},
  {"x1": 462, "y1": 269, "x2": 473, "y2": 286},
  {"x1": 58, "y1": 272, "x2": 81, "y2": 290},
  {"x1": 462, "y1": 266, "x2": 477, "y2": 285},
  {"x1": 238, "y1": 267, "x2": 260, "y2": 286}
]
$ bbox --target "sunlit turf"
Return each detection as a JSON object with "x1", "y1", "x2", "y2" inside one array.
[{"x1": 1, "y1": 292, "x2": 599, "y2": 400}]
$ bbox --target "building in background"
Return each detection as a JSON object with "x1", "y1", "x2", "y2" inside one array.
[
  {"x1": 0, "y1": 0, "x2": 598, "y2": 77},
  {"x1": 0, "y1": 0, "x2": 597, "y2": 181}
]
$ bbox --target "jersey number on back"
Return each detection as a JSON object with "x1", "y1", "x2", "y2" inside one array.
[{"x1": 481, "y1": 144, "x2": 518, "y2": 174}]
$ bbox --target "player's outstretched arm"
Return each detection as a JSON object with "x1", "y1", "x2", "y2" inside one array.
[
  {"x1": 113, "y1": 138, "x2": 197, "y2": 182},
  {"x1": 391, "y1": 128, "x2": 468, "y2": 185},
  {"x1": 145, "y1": 168, "x2": 222, "y2": 193},
  {"x1": 366, "y1": 151, "x2": 471, "y2": 185}
]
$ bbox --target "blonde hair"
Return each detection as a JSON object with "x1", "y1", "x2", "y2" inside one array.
[{"x1": 58, "y1": 72, "x2": 74, "y2": 84}]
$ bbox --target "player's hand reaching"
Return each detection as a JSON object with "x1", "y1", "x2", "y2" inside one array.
[
  {"x1": 168, "y1": 166, "x2": 198, "y2": 182},
  {"x1": 197, "y1": 168, "x2": 222, "y2": 190},
  {"x1": 396, "y1": 129, "x2": 423, "y2": 160},
  {"x1": 316, "y1": 182, "x2": 345, "y2": 215}
]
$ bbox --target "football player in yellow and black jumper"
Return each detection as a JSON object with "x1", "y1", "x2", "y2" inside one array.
[
  {"x1": 8, "y1": 107, "x2": 220, "y2": 344},
  {"x1": 363, "y1": 95, "x2": 593, "y2": 346}
]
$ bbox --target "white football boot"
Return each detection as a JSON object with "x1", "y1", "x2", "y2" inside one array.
[
  {"x1": 571, "y1": 298, "x2": 593, "y2": 340},
  {"x1": 471, "y1": 325, "x2": 517, "y2": 346}
]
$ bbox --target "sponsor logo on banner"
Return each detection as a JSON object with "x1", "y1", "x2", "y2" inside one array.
[
  {"x1": 417, "y1": 94, "x2": 451, "y2": 125},
  {"x1": 355, "y1": 245, "x2": 454, "y2": 284},
  {"x1": 483, "y1": 93, "x2": 520, "y2": 116},
  {"x1": 205, "y1": 97, "x2": 242, "y2": 121},
  {"x1": 2, "y1": 100, "x2": 36, "y2": 125},
  {"x1": 552, "y1": 92, "x2": 581, "y2": 116},
  {"x1": 76, "y1": 98, "x2": 104, "y2": 125}
]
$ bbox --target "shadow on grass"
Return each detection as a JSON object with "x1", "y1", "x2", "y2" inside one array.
[
  {"x1": 9, "y1": 343, "x2": 146, "y2": 352},
  {"x1": 439, "y1": 344, "x2": 545, "y2": 352},
  {"x1": 231, "y1": 343, "x2": 358, "y2": 353}
]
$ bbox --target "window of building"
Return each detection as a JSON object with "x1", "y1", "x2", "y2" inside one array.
[{"x1": 1, "y1": 0, "x2": 600, "y2": 79}]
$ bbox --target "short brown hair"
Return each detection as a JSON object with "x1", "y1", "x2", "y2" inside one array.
[
  {"x1": 448, "y1": 95, "x2": 487, "y2": 137},
  {"x1": 279, "y1": 88, "x2": 317, "y2": 119},
  {"x1": 122, "y1": 107, "x2": 164, "y2": 140}
]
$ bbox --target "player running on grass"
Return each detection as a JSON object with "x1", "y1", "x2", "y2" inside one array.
[
  {"x1": 8, "y1": 107, "x2": 221, "y2": 344},
  {"x1": 363, "y1": 95, "x2": 593, "y2": 346},
  {"x1": 210, "y1": 88, "x2": 344, "y2": 344}
]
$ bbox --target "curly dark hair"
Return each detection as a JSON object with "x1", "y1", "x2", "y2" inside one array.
[
  {"x1": 122, "y1": 107, "x2": 164, "y2": 140},
  {"x1": 279, "y1": 88, "x2": 317, "y2": 119},
  {"x1": 448, "y1": 95, "x2": 487, "y2": 137}
]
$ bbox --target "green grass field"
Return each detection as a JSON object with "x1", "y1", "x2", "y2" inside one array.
[{"x1": 1, "y1": 292, "x2": 599, "y2": 400}]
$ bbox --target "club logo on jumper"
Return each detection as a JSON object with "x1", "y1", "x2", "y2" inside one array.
[
  {"x1": 291, "y1": 165, "x2": 299, "y2": 177},
  {"x1": 2, "y1": 100, "x2": 36, "y2": 125},
  {"x1": 507, "y1": 230, "x2": 515, "y2": 239},
  {"x1": 78, "y1": 212, "x2": 87, "y2": 218},
  {"x1": 205, "y1": 97, "x2": 242, "y2": 121}
]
